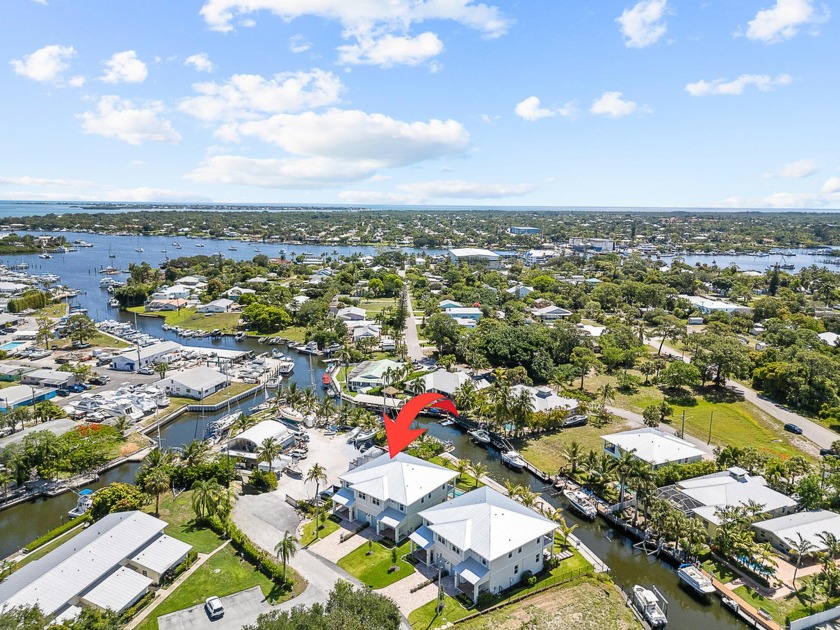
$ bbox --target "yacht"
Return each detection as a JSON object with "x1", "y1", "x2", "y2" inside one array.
[
  {"x1": 277, "y1": 359, "x2": 295, "y2": 375},
  {"x1": 469, "y1": 429, "x2": 492, "y2": 445},
  {"x1": 135, "y1": 247, "x2": 144, "y2": 253},
  {"x1": 108, "y1": 298, "x2": 120, "y2": 308},
  {"x1": 265, "y1": 378, "x2": 280, "y2": 389},
  {"x1": 296, "y1": 341, "x2": 322, "y2": 356},
  {"x1": 354, "y1": 429, "x2": 377, "y2": 443},
  {"x1": 228, "y1": 246, "x2": 238, "y2": 251},
  {"x1": 278, "y1": 406, "x2": 305, "y2": 424},
  {"x1": 677, "y1": 564, "x2": 715, "y2": 597},
  {"x1": 632, "y1": 586, "x2": 667, "y2": 628},
  {"x1": 39, "y1": 252, "x2": 52, "y2": 259},
  {"x1": 195, "y1": 243, "x2": 204, "y2": 248},
  {"x1": 346, "y1": 427, "x2": 361, "y2": 442},
  {"x1": 234, "y1": 332, "x2": 246, "y2": 341},
  {"x1": 68, "y1": 489, "x2": 94, "y2": 518},
  {"x1": 563, "y1": 488, "x2": 598, "y2": 520},
  {"x1": 501, "y1": 450, "x2": 526, "y2": 469}
]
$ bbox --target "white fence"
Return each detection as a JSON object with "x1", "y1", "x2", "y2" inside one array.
[{"x1": 789, "y1": 605, "x2": 840, "y2": 630}]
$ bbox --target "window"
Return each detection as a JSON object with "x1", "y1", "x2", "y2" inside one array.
[
  {"x1": 359, "y1": 493, "x2": 366, "y2": 501},
  {"x1": 508, "y1": 552, "x2": 512, "y2": 559},
  {"x1": 481, "y1": 558, "x2": 486, "y2": 566},
  {"x1": 372, "y1": 498, "x2": 380, "y2": 506},
  {"x1": 421, "y1": 497, "x2": 424, "y2": 504},
  {"x1": 518, "y1": 547, "x2": 522, "y2": 554},
  {"x1": 536, "y1": 554, "x2": 540, "y2": 562},
  {"x1": 514, "y1": 565, "x2": 519, "y2": 575}
]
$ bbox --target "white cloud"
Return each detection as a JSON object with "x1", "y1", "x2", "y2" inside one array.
[
  {"x1": 10, "y1": 44, "x2": 75, "y2": 82},
  {"x1": 337, "y1": 32, "x2": 443, "y2": 67},
  {"x1": 590, "y1": 91, "x2": 644, "y2": 117},
  {"x1": 746, "y1": 0, "x2": 830, "y2": 44},
  {"x1": 685, "y1": 73, "x2": 792, "y2": 96},
  {"x1": 0, "y1": 174, "x2": 209, "y2": 202},
  {"x1": 185, "y1": 53, "x2": 214, "y2": 73},
  {"x1": 514, "y1": 96, "x2": 577, "y2": 122},
  {"x1": 199, "y1": 0, "x2": 511, "y2": 37},
  {"x1": 824, "y1": 177, "x2": 840, "y2": 193},
  {"x1": 187, "y1": 155, "x2": 378, "y2": 188},
  {"x1": 179, "y1": 69, "x2": 343, "y2": 122},
  {"x1": 617, "y1": 0, "x2": 668, "y2": 48},
  {"x1": 0, "y1": 175, "x2": 95, "y2": 188},
  {"x1": 289, "y1": 34, "x2": 312, "y2": 53},
  {"x1": 762, "y1": 159, "x2": 819, "y2": 179},
  {"x1": 100, "y1": 50, "x2": 148, "y2": 84},
  {"x1": 79, "y1": 95, "x2": 181, "y2": 145},
  {"x1": 338, "y1": 179, "x2": 534, "y2": 204}
]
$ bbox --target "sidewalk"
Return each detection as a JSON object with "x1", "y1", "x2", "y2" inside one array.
[{"x1": 125, "y1": 541, "x2": 230, "y2": 630}]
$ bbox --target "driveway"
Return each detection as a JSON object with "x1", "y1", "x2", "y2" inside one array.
[
  {"x1": 401, "y1": 287, "x2": 424, "y2": 361},
  {"x1": 158, "y1": 586, "x2": 270, "y2": 630}
]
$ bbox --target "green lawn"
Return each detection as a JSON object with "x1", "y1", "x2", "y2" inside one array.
[
  {"x1": 517, "y1": 419, "x2": 633, "y2": 475},
  {"x1": 301, "y1": 514, "x2": 340, "y2": 546},
  {"x1": 200, "y1": 381, "x2": 258, "y2": 406},
  {"x1": 34, "y1": 302, "x2": 69, "y2": 318},
  {"x1": 337, "y1": 539, "x2": 414, "y2": 589},
  {"x1": 732, "y1": 585, "x2": 800, "y2": 625},
  {"x1": 136, "y1": 543, "x2": 301, "y2": 630},
  {"x1": 145, "y1": 489, "x2": 224, "y2": 553},
  {"x1": 358, "y1": 298, "x2": 398, "y2": 315},
  {"x1": 409, "y1": 595, "x2": 472, "y2": 630},
  {"x1": 130, "y1": 307, "x2": 242, "y2": 333},
  {"x1": 429, "y1": 456, "x2": 483, "y2": 492},
  {"x1": 246, "y1": 325, "x2": 307, "y2": 342},
  {"x1": 51, "y1": 331, "x2": 130, "y2": 350}
]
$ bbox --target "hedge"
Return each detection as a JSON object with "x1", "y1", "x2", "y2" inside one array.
[
  {"x1": 119, "y1": 591, "x2": 156, "y2": 623},
  {"x1": 205, "y1": 516, "x2": 293, "y2": 588},
  {"x1": 23, "y1": 513, "x2": 91, "y2": 553},
  {"x1": 8, "y1": 291, "x2": 49, "y2": 313}
]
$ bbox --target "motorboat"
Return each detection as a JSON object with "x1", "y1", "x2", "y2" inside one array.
[
  {"x1": 277, "y1": 359, "x2": 295, "y2": 375},
  {"x1": 108, "y1": 298, "x2": 120, "y2": 308},
  {"x1": 354, "y1": 429, "x2": 377, "y2": 443},
  {"x1": 721, "y1": 596, "x2": 739, "y2": 614},
  {"x1": 632, "y1": 586, "x2": 667, "y2": 628},
  {"x1": 677, "y1": 564, "x2": 715, "y2": 597},
  {"x1": 265, "y1": 378, "x2": 280, "y2": 389},
  {"x1": 39, "y1": 252, "x2": 52, "y2": 259},
  {"x1": 68, "y1": 489, "x2": 94, "y2": 518},
  {"x1": 501, "y1": 450, "x2": 527, "y2": 469},
  {"x1": 321, "y1": 372, "x2": 332, "y2": 388},
  {"x1": 135, "y1": 247, "x2": 144, "y2": 253},
  {"x1": 278, "y1": 406, "x2": 305, "y2": 423},
  {"x1": 346, "y1": 427, "x2": 361, "y2": 442},
  {"x1": 271, "y1": 348, "x2": 285, "y2": 358},
  {"x1": 234, "y1": 332, "x2": 246, "y2": 341},
  {"x1": 439, "y1": 418, "x2": 455, "y2": 426},
  {"x1": 469, "y1": 429, "x2": 492, "y2": 445},
  {"x1": 296, "y1": 341, "x2": 322, "y2": 356},
  {"x1": 563, "y1": 488, "x2": 598, "y2": 520}
]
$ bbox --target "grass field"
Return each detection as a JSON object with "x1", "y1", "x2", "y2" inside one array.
[
  {"x1": 301, "y1": 514, "x2": 340, "y2": 546},
  {"x1": 246, "y1": 325, "x2": 306, "y2": 342},
  {"x1": 136, "y1": 543, "x2": 302, "y2": 630},
  {"x1": 34, "y1": 302, "x2": 69, "y2": 318},
  {"x1": 198, "y1": 381, "x2": 257, "y2": 407},
  {"x1": 132, "y1": 307, "x2": 242, "y2": 333},
  {"x1": 51, "y1": 331, "x2": 130, "y2": 350},
  {"x1": 409, "y1": 595, "x2": 472, "y2": 629},
  {"x1": 144, "y1": 489, "x2": 224, "y2": 553},
  {"x1": 337, "y1": 539, "x2": 414, "y2": 589},
  {"x1": 517, "y1": 419, "x2": 633, "y2": 474},
  {"x1": 732, "y1": 584, "x2": 800, "y2": 625},
  {"x1": 358, "y1": 298, "x2": 398, "y2": 315}
]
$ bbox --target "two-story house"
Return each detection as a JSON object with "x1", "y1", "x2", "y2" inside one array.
[
  {"x1": 409, "y1": 486, "x2": 556, "y2": 603},
  {"x1": 331, "y1": 453, "x2": 458, "y2": 542}
]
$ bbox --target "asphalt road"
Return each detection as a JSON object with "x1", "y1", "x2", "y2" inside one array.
[{"x1": 158, "y1": 586, "x2": 270, "y2": 630}]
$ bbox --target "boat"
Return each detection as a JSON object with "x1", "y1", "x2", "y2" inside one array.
[
  {"x1": 68, "y1": 489, "x2": 94, "y2": 518},
  {"x1": 195, "y1": 243, "x2": 204, "y2": 248},
  {"x1": 108, "y1": 298, "x2": 120, "y2": 308},
  {"x1": 501, "y1": 450, "x2": 527, "y2": 469},
  {"x1": 265, "y1": 378, "x2": 280, "y2": 389},
  {"x1": 135, "y1": 247, "x2": 144, "y2": 253},
  {"x1": 296, "y1": 341, "x2": 322, "y2": 356},
  {"x1": 439, "y1": 418, "x2": 455, "y2": 426},
  {"x1": 721, "y1": 596, "x2": 739, "y2": 614},
  {"x1": 677, "y1": 564, "x2": 715, "y2": 597},
  {"x1": 631, "y1": 585, "x2": 667, "y2": 628},
  {"x1": 205, "y1": 411, "x2": 242, "y2": 439},
  {"x1": 469, "y1": 429, "x2": 492, "y2": 445},
  {"x1": 284, "y1": 462, "x2": 302, "y2": 478},
  {"x1": 234, "y1": 332, "x2": 246, "y2": 341},
  {"x1": 277, "y1": 360, "x2": 295, "y2": 375},
  {"x1": 258, "y1": 337, "x2": 267, "y2": 343},
  {"x1": 39, "y1": 252, "x2": 52, "y2": 259},
  {"x1": 278, "y1": 406, "x2": 305, "y2": 424},
  {"x1": 354, "y1": 429, "x2": 377, "y2": 443},
  {"x1": 346, "y1": 427, "x2": 361, "y2": 442},
  {"x1": 563, "y1": 488, "x2": 598, "y2": 520},
  {"x1": 229, "y1": 246, "x2": 238, "y2": 251},
  {"x1": 271, "y1": 348, "x2": 284, "y2": 358}
]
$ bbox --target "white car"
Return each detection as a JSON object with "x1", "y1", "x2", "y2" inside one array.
[
  {"x1": 205, "y1": 596, "x2": 224, "y2": 619},
  {"x1": 137, "y1": 367, "x2": 155, "y2": 375}
]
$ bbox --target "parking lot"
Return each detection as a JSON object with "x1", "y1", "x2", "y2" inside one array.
[{"x1": 157, "y1": 586, "x2": 271, "y2": 630}]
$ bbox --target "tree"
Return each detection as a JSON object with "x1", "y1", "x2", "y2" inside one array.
[
  {"x1": 469, "y1": 461, "x2": 487, "y2": 486},
  {"x1": 639, "y1": 360, "x2": 656, "y2": 385},
  {"x1": 192, "y1": 479, "x2": 227, "y2": 519},
  {"x1": 153, "y1": 361, "x2": 169, "y2": 380},
  {"x1": 257, "y1": 437, "x2": 280, "y2": 472},
  {"x1": 143, "y1": 466, "x2": 170, "y2": 517},
  {"x1": 180, "y1": 439, "x2": 211, "y2": 468},
  {"x1": 274, "y1": 530, "x2": 299, "y2": 584},
  {"x1": 788, "y1": 532, "x2": 816, "y2": 588},
  {"x1": 90, "y1": 482, "x2": 147, "y2": 520},
  {"x1": 614, "y1": 449, "x2": 638, "y2": 506},
  {"x1": 562, "y1": 441, "x2": 584, "y2": 476},
  {"x1": 35, "y1": 315, "x2": 53, "y2": 350},
  {"x1": 659, "y1": 361, "x2": 702, "y2": 391},
  {"x1": 597, "y1": 383, "x2": 616, "y2": 406},
  {"x1": 64, "y1": 313, "x2": 97, "y2": 345},
  {"x1": 424, "y1": 312, "x2": 462, "y2": 355},
  {"x1": 305, "y1": 463, "x2": 328, "y2": 538},
  {"x1": 570, "y1": 347, "x2": 600, "y2": 389},
  {"x1": 642, "y1": 404, "x2": 661, "y2": 428}
]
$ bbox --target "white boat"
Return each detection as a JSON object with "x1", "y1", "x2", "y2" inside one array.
[
  {"x1": 68, "y1": 489, "x2": 94, "y2": 518},
  {"x1": 501, "y1": 450, "x2": 526, "y2": 469},
  {"x1": 135, "y1": 247, "x2": 144, "y2": 253},
  {"x1": 469, "y1": 429, "x2": 492, "y2": 445},
  {"x1": 195, "y1": 243, "x2": 204, "y2": 248},
  {"x1": 632, "y1": 586, "x2": 667, "y2": 628},
  {"x1": 563, "y1": 488, "x2": 598, "y2": 520},
  {"x1": 346, "y1": 427, "x2": 361, "y2": 442},
  {"x1": 296, "y1": 341, "x2": 322, "y2": 356},
  {"x1": 354, "y1": 429, "x2": 377, "y2": 443},
  {"x1": 677, "y1": 564, "x2": 715, "y2": 597},
  {"x1": 108, "y1": 298, "x2": 120, "y2": 308},
  {"x1": 265, "y1": 378, "x2": 280, "y2": 389},
  {"x1": 39, "y1": 252, "x2": 52, "y2": 259},
  {"x1": 439, "y1": 418, "x2": 455, "y2": 427},
  {"x1": 277, "y1": 359, "x2": 295, "y2": 375},
  {"x1": 278, "y1": 406, "x2": 305, "y2": 423},
  {"x1": 234, "y1": 332, "x2": 246, "y2": 341}
]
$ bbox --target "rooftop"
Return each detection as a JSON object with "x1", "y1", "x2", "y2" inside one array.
[
  {"x1": 161, "y1": 366, "x2": 228, "y2": 389},
  {"x1": 602, "y1": 428, "x2": 705, "y2": 466},
  {"x1": 340, "y1": 452, "x2": 457, "y2": 505},
  {"x1": 753, "y1": 510, "x2": 840, "y2": 552},
  {"x1": 449, "y1": 248, "x2": 500, "y2": 259}
]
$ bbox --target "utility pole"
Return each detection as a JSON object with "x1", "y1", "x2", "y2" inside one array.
[
  {"x1": 707, "y1": 411, "x2": 713, "y2": 445},
  {"x1": 436, "y1": 565, "x2": 444, "y2": 613},
  {"x1": 680, "y1": 410, "x2": 685, "y2": 439}
]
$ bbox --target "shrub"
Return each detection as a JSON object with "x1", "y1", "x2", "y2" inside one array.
[
  {"x1": 23, "y1": 513, "x2": 91, "y2": 552},
  {"x1": 205, "y1": 517, "x2": 293, "y2": 589},
  {"x1": 119, "y1": 591, "x2": 155, "y2": 623},
  {"x1": 476, "y1": 591, "x2": 496, "y2": 608},
  {"x1": 522, "y1": 570, "x2": 537, "y2": 586},
  {"x1": 250, "y1": 469, "x2": 278, "y2": 492}
]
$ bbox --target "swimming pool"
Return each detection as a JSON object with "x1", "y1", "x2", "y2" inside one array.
[{"x1": 0, "y1": 341, "x2": 24, "y2": 352}]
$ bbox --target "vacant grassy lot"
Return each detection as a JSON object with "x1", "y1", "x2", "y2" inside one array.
[
  {"x1": 409, "y1": 595, "x2": 472, "y2": 630},
  {"x1": 517, "y1": 419, "x2": 633, "y2": 474},
  {"x1": 732, "y1": 584, "x2": 800, "y2": 625},
  {"x1": 144, "y1": 489, "x2": 223, "y2": 553},
  {"x1": 337, "y1": 539, "x2": 414, "y2": 589},
  {"x1": 200, "y1": 381, "x2": 257, "y2": 406},
  {"x1": 130, "y1": 307, "x2": 242, "y2": 333},
  {"x1": 51, "y1": 331, "x2": 130, "y2": 350},
  {"x1": 358, "y1": 298, "x2": 398, "y2": 315},
  {"x1": 34, "y1": 302, "x2": 69, "y2": 318}
]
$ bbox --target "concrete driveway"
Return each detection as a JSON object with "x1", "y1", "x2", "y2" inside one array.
[{"x1": 157, "y1": 586, "x2": 271, "y2": 630}]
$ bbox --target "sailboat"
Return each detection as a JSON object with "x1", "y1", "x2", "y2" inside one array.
[{"x1": 108, "y1": 244, "x2": 116, "y2": 259}]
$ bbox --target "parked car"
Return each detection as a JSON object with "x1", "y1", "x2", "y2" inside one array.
[
  {"x1": 290, "y1": 449, "x2": 308, "y2": 460},
  {"x1": 204, "y1": 596, "x2": 224, "y2": 619},
  {"x1": 820, "y1": 448, "x2": 839, "y2": 458},
  {"x1": 784, "y1": 423, "x2": 803, "y2": 435},
  {"x1": 56, "y1": 388, "x2": 70, "y2": 397},
  {"x1": 89, "y1": 376, "x2": 110, "y2": 386},
  {"x1": 96, "y1": 357, "x2": 113, "y2": 366},
  {"x1": 67, "y1": 384, "x2": 86, "y2": 393},
  {"x1": 137, "y1": 367, "x2": 155, "y2": 375},
  {"x1": 71, "y1": 341, "x2": 91, "y2": 349}
]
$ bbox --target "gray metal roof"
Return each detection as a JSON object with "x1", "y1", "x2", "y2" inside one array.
[
  {"x1": 162, "y1": 366, "x2": 228, "y2": 390},
  {"x1": 129, "y1": 534, "x2": 191, "y2": 574},
  {"x1": 80, "y1": 567, "x2": 152, "y2": 613}
]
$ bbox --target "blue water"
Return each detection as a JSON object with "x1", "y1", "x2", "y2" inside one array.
[{"x1": 0, "y1": 341, "x2": 24, "y2": 351}]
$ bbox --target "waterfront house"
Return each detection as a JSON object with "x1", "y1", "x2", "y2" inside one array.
[
  {"x1": 0, "y1": 511, "x2": 191, "y2": 620},
  {"x1": 602, "y1": 428, "x2": 704, "y2": 469},
  {"x1": 225, "y1": 420, "x2": 296, "y2": 467},
  {"x1": 110, "y1": 341, "x2": 181, "y2": 372},
  {"x1": 332, "y1": 452, "x2": 457, "y2": 542},
  {"x1": 196, "y1": 298, "x2": 235, "y2": 313},
  {"x1": 410, "y1": 486, "x2": 556, "y2": 603},
  {"x1": 151, "y1": 284, "x2": 191, "y2": 300},
  {"x1": 145, "y1": 298, "x2": 187, "y2": 312},
  {"x1": 419, "y1": 368, "x2": 490, "y2": 398},
  {"x1": 346, "y1": 359, "x2": 405, "y2": 392},
  {"x1": 659, "y1": 466, "x2": 798, "y2": 535},
  {"x1": 753, "y1": 510, "x2": 840, "y2": 555},
  {"x1": 510, "y1": 385, "x2": 578, "y2": 415},
  {"x1": 157, "y1": 366, "x2": 229, "y2": 400}
]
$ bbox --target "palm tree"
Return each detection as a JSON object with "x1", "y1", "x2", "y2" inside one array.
[
  {"x1": 614, "y1": 449, "x2": 638, "y2": 506},
  {"x1": 454, "y1": 381, "x2": 479, "y2": 415},
  {"x1": 305, "y1": 463, "x2": 328, "y2": 538},
  {"x1": 114, "y1": 415, "x2": 132, "y2": 435},
  {"x1": 192, "y1": 479, "x2": 227, "y2": 520},
  {"x1": 143, "y1": 467, "x2": 170, "y2": 517},
  {"x1": 503, "y1": 480, "x2": 523, "y2": 499},
  {"x1": 456, "y1": 458, "x2": 471, "y2": 483},
  {"x1": 0, "y1": 470, "x2": 11, "y2": 499},
  {"x1": 337, "y1": 346, "x2": 354, "y2": 392},
  {"x1": 275, "y1": 530, "x2": 299, "y2": 583},
  {"x1": 639, "y1": 360, "x2": 656, "y2": 385},
  {"x1": 142, "y1": 446, "x2": 175, "y2": 471},
  {"x1": 818, "y1": 531, "x2": 840, "y2": 569},
  {"x1": 518, "y1": 489, "x2": 538, "y2": 508},
  {"x1": 232, "y1": 412, "x2": 256, "y2": 436},
  {"x1": 257, "y1": 437, "x2": 280, "y2": 472},
  {"x1": 316, "y1": 397, "x2": 335, "y2": 428},
  {"x1": 788, "y1": 533, "x2": 816, "y2": 588},
  {"x1": 510, "y1": 389, "x2": 534, "y2": 438},
  {"x1": 469, "y1": 461, "x2": 487, "y2": 487},
  {"x1": 562, "y1": 441, "x2": 584, "y2": 477},
  {"x1": 597, "y1": 383, "x2": 616, "y2": 406},
  {"x1": 407, "y1": 378, "x2": 426, "y2": 396},
  {"x1": 180, "y1": 439, "x2": 211, "y2": 468}
]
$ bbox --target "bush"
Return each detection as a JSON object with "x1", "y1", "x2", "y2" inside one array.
[
  {"x1": 522, "y1": 570, "x2": 537, "y2": 586},
  {"x1": 205, "y1": 517, "x2": 293, "y2": 589},
  {"x1": 23, "y1": 513, "x2": 91, "y2": 552},
  {"x1": 91, "y1": 483, "x2": 148, "y2": 521},
  {"x1": 250, "y1": 469, "x2": 278, "y2": 492},
  {"x1": 135, "y1": 458, "x2": 236, "y2": 491},
  {"x1": 475, "y1": 591, "x2": 496, "y2": 608},
  {"x1": 8, "y1": 290, "x2": 49, "y2": 313},
  {"x1": 161, "y1": 549, "x2": 198, "y2": 586},
  {"x1": 119, "y1": 591, "x2": 155, "y2": 623}
]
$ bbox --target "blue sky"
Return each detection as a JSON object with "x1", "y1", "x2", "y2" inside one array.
[{"x1": 1, "y1": 0, "x2": 838, "y2": 208}]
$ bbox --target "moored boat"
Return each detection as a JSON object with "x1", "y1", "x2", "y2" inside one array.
[
  {"x1": 563, "y1": 488, "x2": 598, "y2": 519},
  {"x1": 677, "y1": 564, "x2": 715, "y2": 597},
  {"x1": 632, "y1": 585, "x2": 667, "y2": 628},
  {"x1": 68, "y1": 489, "x2": 94, "y2": 518},
  {"x1": 469, "y1": 428, "x2": 491, "y2": 445},
  {"x1": 277, "y1": 359, "x2": 295, "y2": 375},
  {"x1": 501, "y1": 450, "x2": 526, "y2": 469}
]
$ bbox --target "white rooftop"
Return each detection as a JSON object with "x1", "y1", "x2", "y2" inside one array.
[
  {"x1": 418, "y1": 486, "x2": 556, "y2": 562},
  {"x1": 117, "y1": 340, "x2": 181, "y2": 361},
  {"x1": 449, "y1": 248, "x2": 500, "y2": 259},
  {"x1": 819, "y1": 332, "x2": 840, "y2": 346},
  {"x1": 161, "y1": 366, "x2": 228, "y2": 390},
  {"x1": 421, "y1": 369, "x2": 489, "y2": 397},
  {"x1": 603, "y1": 428, "x2": 705, "y2": 466},
  {"x1": 753, "y1": 510, "x2": 840, "y2": 552},
  {"x1": 230, "y1": 420, "x2": 291, "y2": 450},
  {"x1": 510, "y1": 385, "x2": 578, "y2": 414},
  {"x1": 80, "y1": 566, "x2": 152, "y2": 612},
  {"x1": 340, "y1": 452, "x2": 457, "y2": 505},
  {"x1": 130, "y1": 534, "x2": 192, "y2": 575}
]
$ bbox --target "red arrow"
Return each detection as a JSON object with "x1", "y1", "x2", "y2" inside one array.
[{"x1": 384, "y1": 392, "x2": 459, "y2": 458}]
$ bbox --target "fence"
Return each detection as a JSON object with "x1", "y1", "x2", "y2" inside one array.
[{"x1": 789, "y1": 606, "x2": 840, "y2": 630}]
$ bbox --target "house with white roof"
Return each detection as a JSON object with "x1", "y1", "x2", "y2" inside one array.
[
  {"x1": 753, "y1": 510, "x2": 840, "y2": 554},
  {"x1": 196, "y1": 298, "x2": 235, "y2": 313},
  {"x1": 224, "y1": 286, "x2": 257, "y2": 299},
  {"x1": 819, "y1": 332, "x2": 840, "y2": 346},
  {"x1": 532, "y1": 305, "x2": 572, "y2": 321},
  {"x1": 0, "y1": 511, "x2": 191, "y2": 620},
  {"x1": 602, "y1": 428, "x2": 705, "y2": 469},
  {"x1": 352, "y1": 323, "x2": 382, "y2": 343},
  {"x1": 449, "y1": 248, "x2": 501, "y2": 269},
  {"x1": 659, "y1": 466, "x2": 798, "y2": 534},
  {"x1": 506, "y1": 285, "x2": 534, "y2": 299},
  {"x1": 510, "y1": 385, "x2": 579, "y2": 415},
  {"x1": 679, "y1": 294, "x2": 751, "y2": 315},
  {"x1": 419, "y1": 368, "x2": 490, "y2": 398},
  {"x1": 438, "y1": 299, "x2": 462, "y2": 310},
  {"x1": 225, "y1": 420, "x2": 296, "y2": 467},
  {"x1": 157, "y1": 366, "x2": 229, "y2": 400},
  {"x1": 444, "y1": 307, "x2": 482, "y2": 326},
  {"x1": 337, "y1": 306, "x2": 367, "y2": 321},
  {"x1": 332, "y1": 452, "x2": 458, "y2": 542},
  {"x1": 346, "y1": 359, "x2": 405, "y2": 392},
  {"x1": 410, "y1": 486, "x2": 556, "y2": 603},
  {"x1": 111, "y1": 341, "x2": 182, "y2": 372},
  {"x1": 151, "y1": 284, "x2": 191, "y2": 300}
]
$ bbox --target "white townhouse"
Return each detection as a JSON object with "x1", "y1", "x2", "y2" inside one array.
[
  {"x1": 332, "y1": 453, "x2": 458, "y2": 543},
  {"x1": 410, "y1": 486, "x2": 557, "y2": 603}
]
